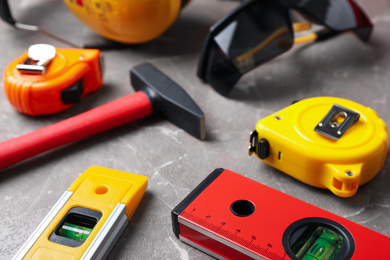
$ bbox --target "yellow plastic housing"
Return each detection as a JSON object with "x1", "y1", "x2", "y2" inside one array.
[
  {"x1": 22, "y1": 166, "x2": 148, "y2": 259},
  {"x1": 252, "y1": 97, "x2": 388, "y2": 197},
  {"x1": 64, "y1": 0, "x2": 190, "y2": 44}
]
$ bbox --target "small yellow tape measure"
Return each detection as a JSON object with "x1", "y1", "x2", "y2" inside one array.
[
  {"x1": 249, "y1": 97, "x2": 388, "y2": 197},
  {"x1": 12, "y1": 166, "x2": 147, "y2": 260}
]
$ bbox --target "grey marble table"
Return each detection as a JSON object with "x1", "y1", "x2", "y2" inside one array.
[{"x1": 0, "y1": 0, "x2": 389, "y2": 259}]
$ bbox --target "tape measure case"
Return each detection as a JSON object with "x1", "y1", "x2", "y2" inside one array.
[
  {"x1": 4, "y1": 45, "x2": 103, "y2": 115},
  {"x1": 249, "y1": 97, "x2": 388, "y2": 197}
]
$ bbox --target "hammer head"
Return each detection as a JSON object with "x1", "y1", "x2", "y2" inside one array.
[{"x1": 130, "y1": 62, "x2": 206, "y2": 140}]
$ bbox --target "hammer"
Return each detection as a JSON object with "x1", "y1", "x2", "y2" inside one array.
[{"x1": 0, "y1": 62, "x2": 205, "y2": 170}]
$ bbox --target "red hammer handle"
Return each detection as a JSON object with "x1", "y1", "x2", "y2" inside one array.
[{"x1": 0, "y1": 91, "x2": 153, "y2": 170}]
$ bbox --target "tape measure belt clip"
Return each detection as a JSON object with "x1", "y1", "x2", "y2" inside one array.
[
  {"x1": 16, "y1": 44, "x2": 56, "y2": 75},
  {"x1": 314, "y1": 104, "x2": 360, "y2": 140}
]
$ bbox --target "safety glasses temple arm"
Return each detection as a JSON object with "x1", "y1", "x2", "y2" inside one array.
[
  {"x1": 235, "y1": 22, "x2": 317, "y2": 63},
  {"x1": 295, "y1": 28, "x2": 343, "y2": 44},
  {"x1": 314, "y1": 28, "x2": 342, "y2": 41},
  {"x1": 293, "y1": 23, "x2": 341, "y2": 44},
  {"x1": 293, "y1": 22, "x2": 317, "y2": 44}
]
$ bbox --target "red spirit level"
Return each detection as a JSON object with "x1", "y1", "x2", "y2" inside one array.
[{"x1": 172, "y1": 168, "x2": 390, "y2": 260}]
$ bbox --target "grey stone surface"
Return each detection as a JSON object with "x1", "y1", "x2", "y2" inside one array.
[{"x1": 0, "y1": 0, "x2": 389, "y2": 259}]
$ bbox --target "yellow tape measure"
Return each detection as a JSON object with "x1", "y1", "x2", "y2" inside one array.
[
  {"x1": 12, "y1": 166, "x2": 147, "y2": 260},
  {"x1": 249, "y1": 97, "x2": 388, "y2": 197}
]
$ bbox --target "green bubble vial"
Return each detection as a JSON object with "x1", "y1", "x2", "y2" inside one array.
[
  {"x1": 295, "y1": 226, "x2": 344, "y2": 260},
  {"x1": 58, "y1": 223, "x2": 92, "y2": 242}
]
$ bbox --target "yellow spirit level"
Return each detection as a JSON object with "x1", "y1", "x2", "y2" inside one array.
[
  {"x1": 249, "y1": 97, "x2": 388, "y2": 197},
  {"x1": 12, "y1": 166, "x2": 147, "y2": 260}
]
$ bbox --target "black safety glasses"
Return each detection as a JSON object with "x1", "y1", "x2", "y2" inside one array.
[{"x1": 197, "y1": 0, "x2": 373, "y2": 96}]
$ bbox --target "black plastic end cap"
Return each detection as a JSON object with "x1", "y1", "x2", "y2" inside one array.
[{"x1": 171, "y1": 168, "x2": 225, "y2": 238}]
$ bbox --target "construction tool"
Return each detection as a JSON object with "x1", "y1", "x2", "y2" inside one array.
[
  {"x1": 4, "y1": 44, "x2": 103, "y2": 115},
  {"x1": 12, "y1": 166, "x2": 147, "y2": 260},
  {"x1": 249, "y1": 97, "x2": 388, "y2": 197},
  {"x1": 0, "y1": 62, "x2": 205, "y2": 171},
  {"x1": 172, "y1": 168, "x2": 390, "y2": 259}
]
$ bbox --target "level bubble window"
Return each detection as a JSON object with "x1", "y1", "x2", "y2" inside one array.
[
  {"x1": 57, "y1": 213, "x2": 97, "y2": 242},
  {"x1": 282, "y1": 218, "x2": 355, "y2": 260},
  {"x1": 292, "y1": 226, "x2": 344, "y2": 260},
  {"x1": 49, "y1": 207, "x2": 102, "y2": 247}
]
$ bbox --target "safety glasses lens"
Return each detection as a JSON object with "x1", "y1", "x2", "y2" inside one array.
[
  {"x1": 295, "y1": 0, "x2": 372, "y2": 41},
  {"x1": 201, "y1": 0, "x2": 294, "y2": 96}
]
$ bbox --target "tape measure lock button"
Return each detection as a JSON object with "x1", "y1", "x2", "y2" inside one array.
[
  {"x1": 60, "y1": 79, "x2": 84, "y2": 104},
  {"x1": 249, "y1": 130, "x2": 270, "y2": 159},
  {"x1": 249, "y1": 97, "x2": 389, "y2": 197}
]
